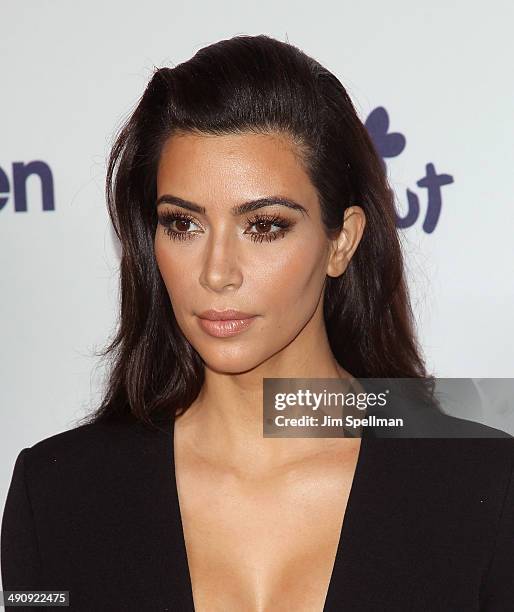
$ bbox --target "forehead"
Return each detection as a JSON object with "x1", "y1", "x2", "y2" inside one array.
[{"x1": 156, "y1": 131, "x2": 318, "y2": 207}]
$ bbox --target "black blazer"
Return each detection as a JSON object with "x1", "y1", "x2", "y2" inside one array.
[{"x1": 2, "y1": 412, "x2": 514, "y2": 611}]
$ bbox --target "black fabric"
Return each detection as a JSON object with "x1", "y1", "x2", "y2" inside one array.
[{"x1": 1, "y1": 412, "x2": 514, "y2": 611}]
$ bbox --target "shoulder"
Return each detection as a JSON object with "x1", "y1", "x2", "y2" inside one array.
[
  {"x1": 19, "y1": 415, "x2": 171, "y2": 493},
  {"x1": 362, "y1": 434, "x2": 514, "y2": 510},
  {"x1": 25, "y1": 417, "x2": 135, "y2": 462},
  {"x1": 374, "y1": 435, "x2": 514, "y2": 471}
]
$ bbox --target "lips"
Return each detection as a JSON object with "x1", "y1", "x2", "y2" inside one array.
[
  {"x1": 197, "y1": 309, "x2": 255, "y2": 321},
  {"x1": 196, "y1": 309, "x2": 257, "y2": 338}
]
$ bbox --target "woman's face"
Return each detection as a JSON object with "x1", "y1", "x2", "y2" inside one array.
[{"x1": 154, "y1": 131, "x2": 349, "y2": 374}]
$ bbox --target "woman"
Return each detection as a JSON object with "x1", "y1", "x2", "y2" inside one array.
[{"x1": 2, "y1": 34, "x2": 513, "y2": 611}]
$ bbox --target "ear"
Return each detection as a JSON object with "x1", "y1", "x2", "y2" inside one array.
[{"x1": 326, "y1": 206, "x2": 366, "y2": 278}]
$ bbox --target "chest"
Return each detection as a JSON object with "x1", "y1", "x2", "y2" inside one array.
[{"x1": 174, "y1": 449, "x2": 360, "y2": 612}]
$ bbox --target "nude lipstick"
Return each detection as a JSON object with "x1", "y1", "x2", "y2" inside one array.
[{"x1": 196, "y1": 309, "x2": 257, "y2": 338}]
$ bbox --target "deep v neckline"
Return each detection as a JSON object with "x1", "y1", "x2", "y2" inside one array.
[{"x1": 166, "y1": 411, "x2": 371, "y2": 612}]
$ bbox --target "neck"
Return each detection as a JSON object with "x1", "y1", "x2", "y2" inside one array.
[{"x1": 175, "y1": 308, "x2": 359, "y2": 473}]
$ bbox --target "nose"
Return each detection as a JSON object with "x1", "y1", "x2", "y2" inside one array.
[{"x1": 199, "y1": 229, "x2": 243, "y2": 292}]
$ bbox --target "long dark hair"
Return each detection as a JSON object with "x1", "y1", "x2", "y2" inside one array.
[{"x1": 79, "y1": 34, "x2": 434, "y2": 429}]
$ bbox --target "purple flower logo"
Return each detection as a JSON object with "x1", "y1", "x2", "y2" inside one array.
[
  {"x1": 365, "y1": 106, "x2": 454, "y2": 233},
  {"x1": 365, "y1": 106, "x2": 406, "y2": 162}
]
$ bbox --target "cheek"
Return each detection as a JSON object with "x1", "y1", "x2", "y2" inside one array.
[
  {"x1": 154, "y1": 239, "x2": 191, "y2": 306},
  {"x1": 257, "y1": 238, "x2": 328, "y2": 313},
  {"x1": 154, "y1": 230, "x2": 328, "y2": 317}
]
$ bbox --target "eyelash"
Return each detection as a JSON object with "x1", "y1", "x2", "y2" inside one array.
[{"x1": 157, "y1": 210, "x2": 293, "y2": 243}]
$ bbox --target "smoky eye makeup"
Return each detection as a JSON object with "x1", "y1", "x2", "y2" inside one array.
[{"x1": 156, "y1": 208, "x2": 296, "y2": 243}]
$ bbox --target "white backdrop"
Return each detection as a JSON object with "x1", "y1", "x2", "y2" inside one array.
[{"x1": 1, "y1": 1, "x2": 513, "y2": 578}]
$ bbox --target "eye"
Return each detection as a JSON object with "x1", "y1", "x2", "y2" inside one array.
[
  {"x1": 244, "y1": 214, "x2": 293, "y2": 243},
  {"x1": 157, "y1": 211, "x2": 201, "y2": 241},
  {"x1": 157, "y1": 209, "x2": 294, "y2": 243}
]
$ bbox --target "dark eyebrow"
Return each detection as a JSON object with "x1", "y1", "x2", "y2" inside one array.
[{"x1": 155, "y1": 194, "x2": 309, "y2": 217}]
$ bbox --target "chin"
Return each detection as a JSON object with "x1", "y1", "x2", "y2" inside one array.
[
  {"x1": 205, "y1": 360, "x2": 259, "y2": 375},
  {"x1": 198, "y1": 345, "x2": 268, "y2": 375}
]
